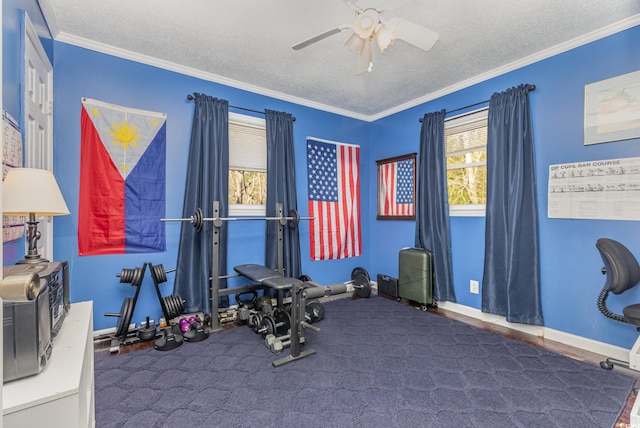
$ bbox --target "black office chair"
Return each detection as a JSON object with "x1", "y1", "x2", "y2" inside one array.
[{"x1": 596, "y1": 237, "x2": 640, "y2": 371}]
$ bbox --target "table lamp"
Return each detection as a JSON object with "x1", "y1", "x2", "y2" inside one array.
[{"x1": 2, "y1": 168, "x2": 70, "y2": 264}]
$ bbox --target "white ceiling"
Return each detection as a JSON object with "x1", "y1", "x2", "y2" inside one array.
[{"x1": 38, "y1": 0, "x2": 640, "y2": 121}]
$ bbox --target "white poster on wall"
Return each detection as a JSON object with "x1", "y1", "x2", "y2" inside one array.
[{"x1": 548, "y1": 157, "x2": 640, "y2": 220}]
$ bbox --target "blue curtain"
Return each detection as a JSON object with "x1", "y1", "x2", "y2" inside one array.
[
  {"x1": 415, "y1": 110, "x2": 456, "y2": 303},
  {"x1": 174, "y1": 94, "x2": 229, "y2": 314},
  {"x1": 481, "y1": 84, "x2": 543, "y2": 325},
  {"x1": 265, "y1": 110, "x2": 301, "y2": 280}
]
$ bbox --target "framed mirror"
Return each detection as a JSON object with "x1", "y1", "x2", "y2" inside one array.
[{"x1": 376, "y1": 153, "x2": 416, "y2": 220}]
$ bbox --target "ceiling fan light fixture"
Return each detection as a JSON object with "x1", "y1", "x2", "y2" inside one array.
[
  {"x1": 375, "y1": 25, "x2": 396, "y2": 53},
  {"x1": 345, "y1": 32, "x2": 366, "y2": 54},
  {"x1": 353, "y1": 8, "x2": 380, "y2": 39}
]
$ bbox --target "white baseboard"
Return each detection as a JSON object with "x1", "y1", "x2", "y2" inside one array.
[{"x1": 436, "y1": 301, "x2": 630, "y2": 362}]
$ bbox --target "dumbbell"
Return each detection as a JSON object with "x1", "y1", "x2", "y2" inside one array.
[
  {"x1": 178, "y1": 315, "x2": 209, "y2": 342},
  {"x1": 249, "y1": 311, "x2": 265, "y2": 333},
  {"x1": 179, "y1": 316, "x2": 200, "y2": 333},
  {"x1": 264, "y1": 333, "x2": 305, "y2": 353},
  {"x1": 257, "y1": 308, "x2": 290, "y2": 336}
]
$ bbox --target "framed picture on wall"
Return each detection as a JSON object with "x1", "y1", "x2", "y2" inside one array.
[
  {"x1": 584, "y1": 69, "x2": 640, "y2": 145},
  {"x1": 376, "y1": 153, "x2": 416, "y2": 220}
]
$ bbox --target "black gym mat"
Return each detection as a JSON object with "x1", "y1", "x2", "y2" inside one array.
[{"x1": 94, "y1": 296, "x2": 634, "y2": 427}]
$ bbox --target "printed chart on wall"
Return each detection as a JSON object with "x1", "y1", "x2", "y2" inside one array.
[
  {"x1": 548, "y1": 157, "x2": 640, "y2": 220},
  {"x1": 2, "y1": 109, "x2": 25, "y2": 242}
]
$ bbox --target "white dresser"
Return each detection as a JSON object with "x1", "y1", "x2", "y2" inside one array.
[{"x1": 3, "y1": 301, "x2": 95, "y2": 428}]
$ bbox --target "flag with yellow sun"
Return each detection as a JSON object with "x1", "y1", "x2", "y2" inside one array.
[{"x1": 78, "y1": 98, "x2": 166, "y2": 255}]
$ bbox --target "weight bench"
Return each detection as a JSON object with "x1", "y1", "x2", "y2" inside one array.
[
  {"x1": 233, "y1": 263, "x2": 319, "y2": 366},
  {"x1": 233, "y1": 264, "x2": 302, "y2": 309}
]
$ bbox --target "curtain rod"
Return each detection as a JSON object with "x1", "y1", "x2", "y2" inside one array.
[
  {"x1": 418, "y1": 84, "x2": 536, "y2": 122},
  {"x1": 186, "y1": 94, "x2": 296, "y2": 121}
]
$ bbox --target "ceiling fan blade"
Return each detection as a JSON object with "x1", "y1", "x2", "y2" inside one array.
[
  {"x1": 292, "y1": 25, "x2": 350, "y2": 50},
  {"x1": 387, "y1": 17, "x2": 439, "y2": 51}
]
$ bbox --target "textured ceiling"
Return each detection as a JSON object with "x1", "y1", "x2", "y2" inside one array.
[{"x1": 39, "y1": 0, "x2": 640, "y2": 121}]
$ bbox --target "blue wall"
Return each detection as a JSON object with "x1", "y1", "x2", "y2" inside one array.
[
  {"x1": 52, "y1": 43, "x2": 370, "y2": 330},
  {"x1": 4, "y1": 2, "x2": 640, "y2": 349},
  {"x1": 369, "y1": 26, "x2": 640, "y2": 349}
]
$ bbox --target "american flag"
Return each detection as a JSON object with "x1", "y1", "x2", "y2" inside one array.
[
  {"x1": 379, "y1": 159, "x2": 414, "y2": 216},
  {"x1": 307, "y1": 138, "x2": 361, "y2": 260}
]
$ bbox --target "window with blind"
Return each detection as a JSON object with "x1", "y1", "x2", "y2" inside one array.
[
  {"x1": 228, "y1": 112, "x2": 267, "y2": 216},
  {"x1": 445, "y1": 108, "x2": 488, "y2": 216}
]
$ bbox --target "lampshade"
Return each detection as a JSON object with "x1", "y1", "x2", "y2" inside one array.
[
  {"x1": 375, "y1": 25, "x2": 396, "y2": 53},
  {"x1": 2, "y1": 168, "x2": 70, "y2": 216},
  {"x1": 353, "y1": 9, "x2": 379, "y2": 39}
]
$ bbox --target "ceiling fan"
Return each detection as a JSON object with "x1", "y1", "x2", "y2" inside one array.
[{"x1": 292, "y1": 0, "x2": 439, "y2": 74}]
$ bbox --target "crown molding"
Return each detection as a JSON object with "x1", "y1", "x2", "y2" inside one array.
[
  {"x1": 368, "y1": 14, "x2": 640, "y2": 122},
  {"x1": 53, "y1": 31, "x2": 372, "y2": 122},
  {"x1": 48, "y1": 12, "x2": 639, "y2": 123}
]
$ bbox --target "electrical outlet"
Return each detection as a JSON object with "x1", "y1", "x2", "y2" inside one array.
[{"x1": 470, "y1": 280, "x2": 479, "y2": 294}]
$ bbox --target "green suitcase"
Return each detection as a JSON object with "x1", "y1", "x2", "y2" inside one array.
[{"x1": 398, "y1": 248, "x2": 434, "y2": 310}]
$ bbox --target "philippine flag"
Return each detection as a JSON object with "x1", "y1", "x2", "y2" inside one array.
[{"x1": 78, "y1": 98, "x2": 166, "y2": 255}]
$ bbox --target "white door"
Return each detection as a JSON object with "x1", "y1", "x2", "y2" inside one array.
[{"x1": 23, "y1": 13, "x2": 54, "y2": 261}]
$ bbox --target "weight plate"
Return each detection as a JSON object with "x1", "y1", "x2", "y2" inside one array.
[
  {"x1": 118, "y1": 268, "x2": 134, "y2": 284},
  {"x1": 306, "y1": 300, "x2": 325, "y2": 323},
  {"x1": 152, "y1": 263, "x2": 167, "y2": 284},
  {"x1": 162, "y1": 296, "x2": 172, "y2": 320},
  {"x1": 351, "y1": 267, "x2": 370, "y2": 283},
  {"x1": 273, "y1": 308, "x2": 291, "y2": 336},
  {"x1": 250, "y1": 312, "x2": 264, "y2": 333},
  {"x1": 175, "y1": 295, "x2": 185, "y2": 314},
  {"x1": 259, "y1": 315, "x2": 276, "y2": 336},
  {"x1": 193, "y1": 208, "x2": 204, "y2": 231},
  {"x1": 168, "y1": 295, "x2": 176, "y2": 318},
  {"x1": 113, "y1": 299, "x2": 128, "y2": 337},
  {"x1": 138, "y1": 325, "x2": 156, "y2": 341},
  {"x1": 172, "y1": 295, "x2": 181, "y2": 318},
  {"x1": 131, "y1": 266, "x2": 145, "y2": 286},
  {"x1": 160, "y1": 296, "x2": 170, "y2": 320},
  {"x1": 166, "y1": 295, "x2": 177, "y2": 320},
  {"x1": 354, "y1": 274, "x2": 372, "y2": 298},
  {"x1": 288, "y1": 209, "x2": 301, "y2": 229},
  {"x1": 169, "y1": 295, "x2": 178, "y2": 319},
  {"x1": 117, "y1": 297, "x2": 134, "y2": 338}
]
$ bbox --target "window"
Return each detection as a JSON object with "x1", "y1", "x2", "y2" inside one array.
[
  {"x1": 228, "y1": 112, "x2": 267, "y2": 216},
  {"x1": 445, "y1": 108, "x2": 488, "y2": 216}
]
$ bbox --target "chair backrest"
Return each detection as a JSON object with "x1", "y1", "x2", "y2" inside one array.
[{"x1": 596, "y1": 238, "x2": 640, "y2": 295}]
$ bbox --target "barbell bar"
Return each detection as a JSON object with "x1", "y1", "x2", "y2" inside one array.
[{"x1": 160, "y1": 208, "x2": 313, "y2": 230}]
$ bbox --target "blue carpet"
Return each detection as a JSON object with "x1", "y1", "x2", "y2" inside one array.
[{"x1": 95, "y1": 296, "x2": 635, "y2": 427}]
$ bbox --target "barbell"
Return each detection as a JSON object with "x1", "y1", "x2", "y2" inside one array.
[{"x1": 160, "y1": 207, "x2": 312, "y2": 231}]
